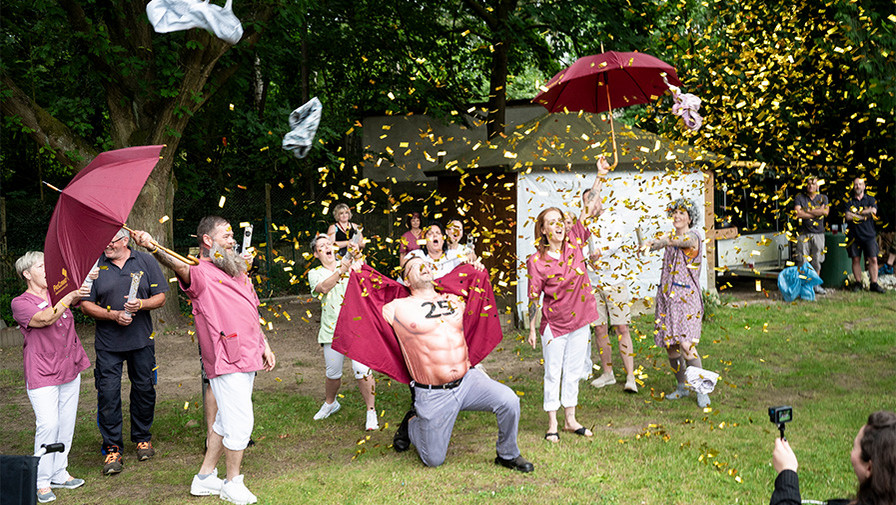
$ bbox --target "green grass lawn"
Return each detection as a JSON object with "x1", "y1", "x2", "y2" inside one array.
[{"x1": 1, "y1": 291, "x2": 894, "y2": 504}]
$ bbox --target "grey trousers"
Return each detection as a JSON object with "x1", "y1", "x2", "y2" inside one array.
[
  {"x1": 795, "y1": 232, "x2": 825, "y2": 273},
  {"x1": 409, "y1": 367, "x2": 521, "y2": 467}
]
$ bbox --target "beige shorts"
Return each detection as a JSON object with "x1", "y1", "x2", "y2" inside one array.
[{"x1": 595, "y1": 282, "x2": 632, "y2": 326}]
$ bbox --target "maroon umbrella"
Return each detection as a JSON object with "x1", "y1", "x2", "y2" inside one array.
[
  {"x1": 533, "y1": 51, "x2": 682, "y2": 168},
  {"x1": 44, "y1": 145, "x2": 164, "y2": 305}
]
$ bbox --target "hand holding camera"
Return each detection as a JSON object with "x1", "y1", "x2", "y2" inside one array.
[
  {"x1": 769, "y1": 405, "x2": 792, "y2": 440},
  {"x1": 773, "y1": 437, "x2": 798, "y2": 474}
]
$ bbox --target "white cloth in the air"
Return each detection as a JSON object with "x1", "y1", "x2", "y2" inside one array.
[
  {"x1": 282, "y1": 98, "x2": 323, "y2": 159},
  {"x1": 146, "y1": 0, "x2": 244, "y2": 45}
]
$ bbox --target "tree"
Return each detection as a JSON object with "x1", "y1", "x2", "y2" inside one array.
[
  {"x1": 2, "y1": 0, "x2": 275, "y2": 323},
  {"x1": 646, "y1": 0, "x2": 895, "y2": 232}
]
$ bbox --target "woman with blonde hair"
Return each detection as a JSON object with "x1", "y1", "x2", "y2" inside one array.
[
  {"x1": 327, "y1": 203, "x2": 363, "y2": 259},
  {"x1": 11, "y1": 251, "x2": 94, "y2": 503}
]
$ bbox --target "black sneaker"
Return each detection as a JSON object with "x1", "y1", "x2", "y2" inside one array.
[
  {"x1": 494, "y1": 454, "x2": 534, "y2": 473},
  {"x1": 103, "y1": 446, "x2": 123, "y2": 475},
  {"x1": 393, "y1": 409, "x2": 415, "y2": 452},
  {"x1": 870, "y1": 283, "x2": 886, "y2": 293},
  {"x1": 136, "y1": 441, "x2": 154, "y2": 461},
  {"x1": 847, "y1": 283, "x2": 861, "y2": 292}
]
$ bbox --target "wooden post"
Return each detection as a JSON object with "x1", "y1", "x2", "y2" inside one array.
[
  {"x1": 704, "y1": 170, "x2": 738, "y2": 291},
  {"x1": 704, "y1": 170, "x2": 717, "y2": 293}
]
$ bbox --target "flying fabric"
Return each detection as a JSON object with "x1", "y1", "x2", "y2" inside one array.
[
  {"x1": 146, "y1": 0, "x2": 244, "y2": 45},
  {"x1": 662, "y1": 74, "x2": 703, "y2": 130},
  {"x1": 332, "y1": 264, "x2": 504, "y2": 384},
  {"x1": 282, "y1": 97, "x2": 323, "y2": 159}
]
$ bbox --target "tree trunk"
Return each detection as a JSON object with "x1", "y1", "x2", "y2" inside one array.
[
  {"x1": 486, "y1": 39, "x2": 509, "y2": 140},
  {"x1": 128, "y1": 150, "x2": 182, "y2": 329}
]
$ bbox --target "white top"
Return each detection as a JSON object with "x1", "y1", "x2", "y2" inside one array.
[
  {"x1": 404, "y1": 248, "x2": 466, "y2": 280},
  {"x1": 584, "y1": 211, "x2": 631, "y2": 287}
]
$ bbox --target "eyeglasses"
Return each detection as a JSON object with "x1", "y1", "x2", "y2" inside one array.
[{"x1": 109, "y1": 236, "x2": 128, "y2": 245}]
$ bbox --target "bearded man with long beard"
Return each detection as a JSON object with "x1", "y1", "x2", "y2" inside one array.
[{"x1": 132, "y1": 216, "x2": 275, "y2": 505}]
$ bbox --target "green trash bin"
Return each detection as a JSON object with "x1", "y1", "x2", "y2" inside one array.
[{"x1": 820, "y1": 231, "x2": 850, "y2": 288}]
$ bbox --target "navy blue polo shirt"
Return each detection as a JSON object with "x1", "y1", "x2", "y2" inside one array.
[{"x1": 85, "y1": 248, "x2": 169, "y2": 352}]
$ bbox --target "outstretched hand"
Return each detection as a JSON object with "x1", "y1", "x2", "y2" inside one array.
[{"x1": 596, "y1": 156, "x2": 611, "y2": 177}]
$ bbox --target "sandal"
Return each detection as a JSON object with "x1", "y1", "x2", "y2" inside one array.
[
  {"x1": 567, "y1": 426, "x2": 593, "y2": 437},
  {"x1": 544, "y1": 432, "x2": 560, "y2": 443}
]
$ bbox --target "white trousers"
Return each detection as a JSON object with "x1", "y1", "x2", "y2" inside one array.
[
  {"x1": 541, "y1": 324, "x2": 591, "y2": 412},
  {"x1": 322, "y1": 343, "x2": 371, "y2": 380},
  {"x1": 209, "y1": 372, "x2": 255, "y2": 451},
  {"x1": 26, "y1": 374, "x2": 81, "y2": 489}
]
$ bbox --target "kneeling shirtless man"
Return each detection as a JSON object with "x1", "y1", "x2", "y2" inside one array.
[{"x1": 382, "y1": 256, "x2": 533, "y2": 472}]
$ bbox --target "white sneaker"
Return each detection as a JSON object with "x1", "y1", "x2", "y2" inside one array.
[
  {"x1": 697, "y1": 393, "x2": 711, "y2": 408},
  {"x1": 220, "y1": 475, "x2": 257, "y2": 505},
  {"x1": 191, "y1": 468, "x2": 223, "y2": 496},
  {"x1": 623, "y1": 375, "x2": 638, "y2": 393},
  {"x1": 814, "y1": 285, "x2": 827, "y2": 295},
  {"x1": 590, "y1": 372, "x2": 616, "y2": 388},
  {"x1": 312, "y1": 400, "x2": 341, "y2": 420},
  {"x1": 365, "y1": 409, "x2": 379, "y2": 431}
]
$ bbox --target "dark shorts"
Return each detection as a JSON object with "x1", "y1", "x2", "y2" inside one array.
[{"x1": 847, "y1": 236, "x2": 879, "y2": 259}]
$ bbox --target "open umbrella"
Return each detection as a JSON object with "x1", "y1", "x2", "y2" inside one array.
[
  {"x1": 44, "y1": 145, "x2": 169, "y2": 305},
  {"x1": 533, "y1": 51, "x2": 682, "y2": 169}
]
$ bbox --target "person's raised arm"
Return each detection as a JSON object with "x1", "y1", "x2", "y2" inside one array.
[
  {"x1": 312, "y1": 254, "x2": 352, "y2": 295},
  {"x1": 582, "y1": 157, "x2": 610, "y2": 220},
  {"x1": 131, "y1": 230, "x2": 191, "y2": 286}
]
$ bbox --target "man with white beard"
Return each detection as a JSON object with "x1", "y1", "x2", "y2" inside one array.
[{"x1": 132, "y1": 216, "x2": 275, "y2": 505}]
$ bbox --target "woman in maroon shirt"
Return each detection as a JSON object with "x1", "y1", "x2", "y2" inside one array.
[
  {"x1": 11, "y1": 251, "x2": 93, "y2": 503},
  {"x1": 526, "y1": 158, "x2": 608, "y2": 443}
]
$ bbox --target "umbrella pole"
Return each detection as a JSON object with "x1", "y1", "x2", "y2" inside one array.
[
  {"x1": 122, "y1": 225, "x2": 200, "y2": 265},
  {"x1": 604, "y1": 75, "x2": 619, "y2": 170}
]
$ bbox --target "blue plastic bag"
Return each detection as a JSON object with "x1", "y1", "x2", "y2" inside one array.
[{"x1": 777, "y1": 264, "x2": 823, "y2": 302}]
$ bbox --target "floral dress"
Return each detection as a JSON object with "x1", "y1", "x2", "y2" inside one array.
[{"x1": 654, "y1": 229, "x2": 703, "y2": 348}]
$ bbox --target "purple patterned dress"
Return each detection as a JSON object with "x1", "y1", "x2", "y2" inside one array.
[{"x1": 653, "y1": 229, "x2": 704, "y2": 348}]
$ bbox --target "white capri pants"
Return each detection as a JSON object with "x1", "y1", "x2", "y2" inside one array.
[
  {"x1": 26, "y1": 374, "x2": 81, "y2": 490},
  {"x1": 322, "y1": 343, "x2": 371, "y2": 380},
  {"x1": 208, "y1": 372, "x2": 255, "y2": 451},
  {"x1": 541, "y1": 324, "x2": 592, "y2": 412}
]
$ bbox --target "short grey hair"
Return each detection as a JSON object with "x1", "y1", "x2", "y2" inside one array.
[
  {"x1": 666, "y1": 198, "x2": 700, "y2": 226},
  {"x1": 113, "y1": 227, "x2": 129, "y2": 242},
  {"x1": 309, "y1": 233, "x2": 330, "y2": 252},
  {"x1": 15, "y1": 251, "x2": 44, "y2": 279}
]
